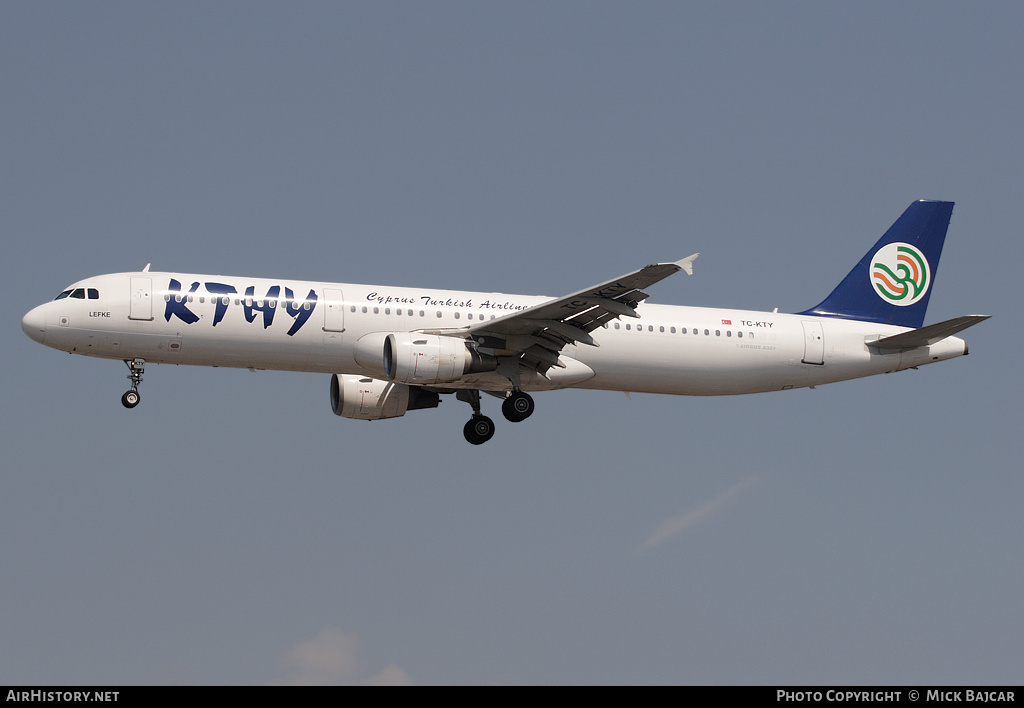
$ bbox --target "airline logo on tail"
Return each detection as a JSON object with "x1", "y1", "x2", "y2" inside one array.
[{"x1": 870, "y1": 242, "x2": 930, "y2": 306}]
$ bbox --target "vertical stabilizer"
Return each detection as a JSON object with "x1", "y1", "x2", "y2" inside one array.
[{"x1": 798, "y1": 200, "x2": 953, "y2": 329}]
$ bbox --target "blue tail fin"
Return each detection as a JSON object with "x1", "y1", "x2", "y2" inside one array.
[{"x1": 798, "y1": 200, "x2": 953, "y2": 329}]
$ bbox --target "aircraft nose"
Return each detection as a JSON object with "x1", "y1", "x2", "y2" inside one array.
[{"x1": 22, "y1": 305, "x2": 47, "y2": 344}]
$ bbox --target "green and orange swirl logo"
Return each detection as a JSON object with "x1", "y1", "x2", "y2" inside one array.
[{"x1": 870, "y1": 242, "x2": 930, "y2": 306}]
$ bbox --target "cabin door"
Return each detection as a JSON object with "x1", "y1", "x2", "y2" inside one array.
[
  {"x1": 801, "y1": 320, "x2": 824, "y2": 365},
  {"x1": 129, "y1": 277, "x2": 153, "y2": 321},
  {"x1": 322, "y1": 289, "x2": 346, "y2": 332}
]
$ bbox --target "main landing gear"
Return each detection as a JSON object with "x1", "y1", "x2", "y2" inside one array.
[
  {"x1": 457, "y1": 389, "x2": 493, "y2": 445},
  {"x1": 501, "y1": 390, "x2": 535, "y2": 423},
  {"x1": 121, "y1": 358, "x2": 145, "y2": 409},
  {"x1": 457, "y1": 389, "x2": 535, "y2": 444}
]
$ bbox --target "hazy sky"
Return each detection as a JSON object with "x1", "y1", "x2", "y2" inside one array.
[{"x1": 3, "y1": 2, "x2": 1022, "y2": 684}]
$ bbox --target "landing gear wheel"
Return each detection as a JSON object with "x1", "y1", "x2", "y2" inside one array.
[
  {"x1": 463, "y1": 415, "x2": 495, "y2": 445},
  {"x1": 501, "y1": 391, "x2": 535, "y2": 422},
  {"x1": 122, "y1": 359, "x2": 145, "y2": 409}
]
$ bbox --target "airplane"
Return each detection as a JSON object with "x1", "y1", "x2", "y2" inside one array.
[{"x1": 22, "y1": 200, "x2": 988, "y2": 445}]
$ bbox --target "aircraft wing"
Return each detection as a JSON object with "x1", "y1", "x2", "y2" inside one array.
[{"x1": 425, "y1": 255, "x2": 698, "y2": 376}]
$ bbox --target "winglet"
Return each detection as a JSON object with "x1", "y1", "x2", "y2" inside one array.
[{"x1": 675, "y1": 253, "x2": 699, "y2": 276}]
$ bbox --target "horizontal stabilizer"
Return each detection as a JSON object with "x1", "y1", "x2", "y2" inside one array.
[{"x1": 866, "y1": 315, "x2": 990, "y2": 351}]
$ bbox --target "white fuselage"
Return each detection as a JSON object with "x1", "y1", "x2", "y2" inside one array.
[{"x1": 22, "y1": 271, "x2": 968, "y2": 396}]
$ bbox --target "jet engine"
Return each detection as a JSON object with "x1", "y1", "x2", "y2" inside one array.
[
  {"x1": 330, "y1": 373, "x2": 439, "y2": 420},
  {"x1": 356, "y1": 332, "x2": 497, "y2": 384}
]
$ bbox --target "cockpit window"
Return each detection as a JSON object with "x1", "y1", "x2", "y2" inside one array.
[{"x1": 54, "y1": 287, "x2": 99, "y2": 300}]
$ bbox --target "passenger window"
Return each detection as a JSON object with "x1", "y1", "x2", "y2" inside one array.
[
  {"x1": 350, "y1": 306, "x2": 356, "y2": 312},
  {"x1": 704, "y1": 329, "x2": 709, "y2": 336},
  {"x1": 362, "y1": 306, "x2": 368, "y2": 313},
  {"x1": 625, "y1": 324, "x2": 631, "y2": 330},
  {"x1": 454, "y1": 312, "x2": 460, "y2": 319},
  {"x1": 727, "y1": 330, "x2": 732, "y2": 337},
  {"x1": 715, "y1": 330, "x2": 720, "y2": 336},
  {"x1": 737, "y1": 331, "x2": 743, "y2": 338}
]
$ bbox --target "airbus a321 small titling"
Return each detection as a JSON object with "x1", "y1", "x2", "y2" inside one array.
[{"x1": 23, "y1": 201, "x2": 988, "y2": 444}]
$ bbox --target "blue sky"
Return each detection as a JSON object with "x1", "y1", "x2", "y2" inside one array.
[{"x1": 3, "y1": 2, "x2": 1021, "y2": 684}]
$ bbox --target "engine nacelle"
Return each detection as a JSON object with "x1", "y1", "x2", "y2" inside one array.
[
  {"x1": 330, "y1": 374, "x2": 439, "y2": 420},
  {"x1": 356, "y1": 332, "x2": 496, "y2": 384}
]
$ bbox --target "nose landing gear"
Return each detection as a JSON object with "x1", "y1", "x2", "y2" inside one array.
[{"x1": 121, "y1": 358, "x2": 145, "y2": 409}]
